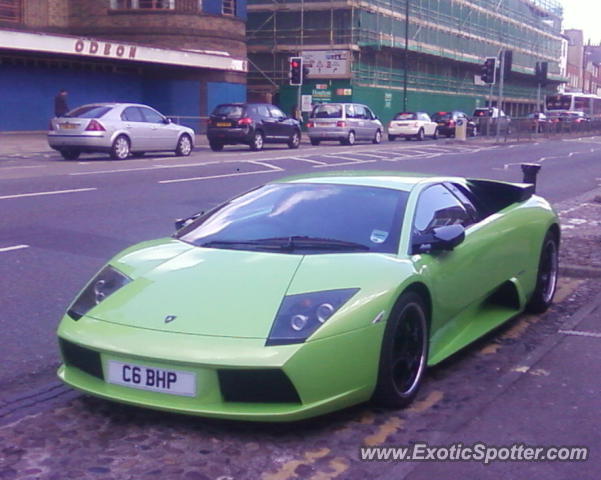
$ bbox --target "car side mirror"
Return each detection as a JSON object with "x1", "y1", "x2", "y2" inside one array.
[
  {"x1": 412, "y1": 224, "x2": 465, "y2": 254},
  {"x1": 174, "y1": 212, "x2": 202, "y2": 231},
  {"x1": 164, "y1": 117, "x2": 172, "y2": 124}
]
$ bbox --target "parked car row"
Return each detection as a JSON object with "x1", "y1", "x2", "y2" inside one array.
[{"x1": 52, "y1": 101, "x2": 582, "y2": 160}]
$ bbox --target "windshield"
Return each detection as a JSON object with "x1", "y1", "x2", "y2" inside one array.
[
  {"x1": 65, "y1": 106, "x2": 111, "y2": 118},
  {"x1": 176, "y1": 183, "x2": 408, "y2": 254},
  {"x1": 311, "y1": 104, "x2": 343, "y2": 118},
  {"x1": 212, "y1": 105, "x2": 244, "y2": 118},
  {"x1": 394, "y1": 113, "x2": 417, "y2": 120}
]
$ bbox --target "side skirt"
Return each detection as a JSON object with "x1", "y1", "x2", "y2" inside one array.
[{"x1": 427, "y1": 278, "x2": 526, "y2": 365}]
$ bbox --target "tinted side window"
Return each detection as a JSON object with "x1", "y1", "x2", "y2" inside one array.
[
  {"x1": 121, "y1": 107, "x2": 144, "y2": 122},
  {"x1": 413, "y1": 184, "x2": 470, "y2": 234},
  {"x1": 345, "y1": 104, "x2": 354, "y2": 118},
  {"x1": 445, "y1": 183, "x2": 478, "y2": 224},
  {"x1": 354, "y1": 105, "x2": 367, "y2": 119},
  {"x1": 256, "y1": 105, "x2": 270, "y2": 117},
  {"x1": 268, "y1": 105, "x2": 285, "y2": 118},
  {"x1": 364, "y1": 107, "x2": 375, "y2": 120},
  {"x1": 140, "y1": 108, "x2": 164, "y2": 124}
]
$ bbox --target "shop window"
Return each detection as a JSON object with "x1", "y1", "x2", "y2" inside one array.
[
  {"x1": 110, "y1": 0, "x2": 176, "y2": 10},
  {"x1": 0, "y1": 0, "x2": 22, "y2": 23},
  {"x1": 222, "y1": 0, "x2": 236, "y2": 15}
]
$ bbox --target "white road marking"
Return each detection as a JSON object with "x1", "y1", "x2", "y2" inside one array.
[
  {"x1": 0, "y1": 187, "x2": 97, "y2": 200},
  {"x1": 246, "y1": 160, "x2": 283, "y2": 171},
  {"x1": 559, "y1": 329, "x2": 601, "y2": 339},
  {"x1": 322, "y1": 154, "x2": 367, "y2": 163},
  {"x1": 0, "y1": 244, "x2": 29, "y2": 253},
  {"x1": 159, "y1": 169, "x2": 276, "y2": 184},
  {"x1": 313, "y1": 160, "x2": 378, "y2": 168},
  {"x1": 286, "y1": 157, "x2": 328, "y2": 165}
]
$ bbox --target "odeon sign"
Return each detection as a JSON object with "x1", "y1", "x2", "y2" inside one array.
[{"x1": 74, "y1": 39, "x2": 137, "y2": 59}]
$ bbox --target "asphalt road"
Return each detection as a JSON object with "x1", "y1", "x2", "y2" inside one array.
[
  {"x1": 1, "y1": 136, "x2": 601, "y2": 390},
  {"x1": 1, "y1": 136, "x2": 601, "y2": 479}
]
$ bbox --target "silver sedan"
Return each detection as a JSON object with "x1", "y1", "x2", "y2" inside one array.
[{"x1": 48, "y1": 103, "x2": 195, "y2": 160}]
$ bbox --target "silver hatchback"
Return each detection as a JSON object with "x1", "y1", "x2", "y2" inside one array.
[
  {"x1": 48, "y1": 103, "x2": 195, "y2": 160},
  {"x1": 307, "y1": 103, "x2": 383, "y2": 146}
]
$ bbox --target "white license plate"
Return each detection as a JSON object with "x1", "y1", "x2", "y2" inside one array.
[{"x1": 107, "y1": 360, "x2": 196, "y2": 397}]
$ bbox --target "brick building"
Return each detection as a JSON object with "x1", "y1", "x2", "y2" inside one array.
[{"x1": 0, "y1": 1, "x2": 247, "y2": 131}]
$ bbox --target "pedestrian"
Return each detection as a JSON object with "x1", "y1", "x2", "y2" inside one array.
[{"x1": 54, "y1": 89, "x2": 69, "y2": 117}]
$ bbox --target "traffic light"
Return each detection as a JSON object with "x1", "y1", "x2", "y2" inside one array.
[
  {"x1": 289, "y1": 57, "x2": 303, "y2": 86},
  {"x1": 481, "y1": 57, "x2": 496, "y2": 84},
  {"x1": 535, "y1": 61, "x2": 548, "y2": 86}
]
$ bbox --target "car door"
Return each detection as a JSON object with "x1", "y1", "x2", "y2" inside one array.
[
  {"x1": 253, "y1": 104, "x2": 278, "y2": 140},
  {"x1": 120, "y1": 106, "x2": 149, "y2": 151},
  {"x1": 364, "y1": 106, "x2": 380, "y2": 138},
  {"x1": 139, "y1": 106, "x2": 178, "y2": 151},
  {"x1": 410, "y1": 183, "x2": 493, "y2": 337},
  {"x1": 266, "y1": 105, "x2": 290, "y2": 140},
  {"x1": 352, "y1": 105, "x2": 370, "y2": 139},
  {"x1": 420, "y1": 113, "x2": 435, "y2": 135}
]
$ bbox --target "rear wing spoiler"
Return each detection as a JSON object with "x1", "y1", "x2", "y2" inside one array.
[{"x1": 467, "y1": 179, "x2": 535, "y2": 204}]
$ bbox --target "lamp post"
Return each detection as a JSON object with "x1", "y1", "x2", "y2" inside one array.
[
  {"x1": 582, "y1": 50, "x2": 591, "y2": 93},
  {"x1": 403, "y1": 0, "x2": 409, "y2": 112}
]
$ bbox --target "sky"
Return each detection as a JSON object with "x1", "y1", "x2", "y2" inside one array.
[{"x1": 561, "y1": 0, "x2": 601, "y2": 45}]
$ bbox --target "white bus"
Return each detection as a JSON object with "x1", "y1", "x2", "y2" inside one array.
[{"x1": 545, "y1": 93, "x2": 601, "y2": 116}]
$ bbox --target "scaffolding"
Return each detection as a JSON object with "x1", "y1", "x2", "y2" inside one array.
[{"x1": 247, "y1": 0, "x2": 565, "y2": 109}]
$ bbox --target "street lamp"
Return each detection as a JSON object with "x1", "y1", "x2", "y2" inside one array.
[{"x1": 582, "y1": 50, "x2": 591, "y2": 93}]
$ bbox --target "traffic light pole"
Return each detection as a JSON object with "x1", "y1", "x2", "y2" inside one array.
[{"x1": 496, "y1": 49, "x2": 505, "y2": 142}]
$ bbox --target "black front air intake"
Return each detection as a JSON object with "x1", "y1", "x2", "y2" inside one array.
[
  {"x1": 59, "y1": 338, "x2": 104, "y2": 380},
  {"x1": 218, "y1": 369, "x2": 301, "y2": 404}
]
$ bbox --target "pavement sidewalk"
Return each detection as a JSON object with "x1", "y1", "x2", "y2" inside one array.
[{"x1": 395, "y1": 291, "x2": 601, "y2": 479}]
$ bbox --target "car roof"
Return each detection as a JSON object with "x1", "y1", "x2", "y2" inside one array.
[
  {"x1": 71, "y1": 103, "x2": 154, "y2": 109},
  {"x1": 275, "y1": 171, "x2": 462, "y2": 192}
]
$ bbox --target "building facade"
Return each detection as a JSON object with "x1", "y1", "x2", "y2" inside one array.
[
  {"x1": 247, "y1": 0, "x2": 566, "y2": 123},
  {"x1": 0, "y1": 0, "x2": 247, "y2": 131}
]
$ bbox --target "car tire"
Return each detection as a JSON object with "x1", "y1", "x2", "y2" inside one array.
[
  {"x1": 432, "y1": 128, "x2": 438, "y2": 140},
  {"x1": 288, "y1": 130, "x2": 301, "y2": 149},
  {"x1": 416, "y1": 129, "x2": 425, "y2": 141},
  {"x1": 250, "y1": 131, "x2": 264, "y2": 151},
  {"x1": 60, "y1": 149, "x2": 80, "y2": 161},
  {"x1": 373, "y1": 129, "x2": 382, "y2": 144},
  {"x1": 388, "y1": 134, "x2": 396, "y2": 142},
  {"x1": 341, "y1": 130, "x2": 355, "y2": 146},
  {"x1": 525, "y1": 231, "x2": 559, "y2": 314},
  {"x1": 209, "y1": 141, "x2": 224, "y2": 152},
  {"x1": 175, "y1": 134, "x2": 193, "y2": 156},
  {"x1": 372, "y1": 291, "x2": 429, "y2": 409},
  {"x1": 110, "y1": 135, "x2": 130, "y2": 160},
  {"x1": 310, "y1": 138, "x2": 320, "y2": 146}
]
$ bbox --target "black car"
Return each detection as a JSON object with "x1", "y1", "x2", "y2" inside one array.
[
  {"x1": 207, "y1": 103, "x2": 302, "y2": 151},
  {"x1": 431, "y1": 111, "x2": 476, "y2": 137}
]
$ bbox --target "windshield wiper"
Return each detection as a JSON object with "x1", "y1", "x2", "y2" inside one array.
[
  {"x1": 199, "y1": 239, "x2": 288, "y2": 250},
  {"x1": 256, "y1": 236, "x2": 370, "y2": 252},
  {"x1": 200, "y1": 237, "x2": 370, "y2": 252}
]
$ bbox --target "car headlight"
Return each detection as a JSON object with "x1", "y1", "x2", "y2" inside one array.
[
  {"x1": 266, "y1": 288, "x2": 359, "y2": 346},
  {"x1": 67, "y1": 265, "x2": 131, "y2": 320}
]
